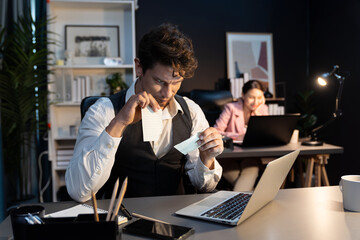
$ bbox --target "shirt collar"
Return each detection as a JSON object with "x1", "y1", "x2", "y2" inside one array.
[
  {"x1": 125, "y1": 79, "x2": 184, "y2": 119},
  {"x1": 125, "y1": 80, "x2": 136, "y2": 102}
]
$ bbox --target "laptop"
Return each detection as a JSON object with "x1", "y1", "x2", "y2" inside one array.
[
  {"x1": 239, "y1": 114, "x2": 300, "y2": 147},
  {"x1": 176, "y1": 150, "x2": 300, "y2": 226}
]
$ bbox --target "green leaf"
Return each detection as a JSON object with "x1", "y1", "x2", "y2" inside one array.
[{"x1": 0, "y1": 12, "x2": 57, "y2": 200}]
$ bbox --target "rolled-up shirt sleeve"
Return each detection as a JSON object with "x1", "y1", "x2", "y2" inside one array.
[
  {"x1": 183, "y1": 97, "x2": 223, "y2": 192},
  {"x1": 65, "y1": 98, "x2": 120, "y2": 202}
]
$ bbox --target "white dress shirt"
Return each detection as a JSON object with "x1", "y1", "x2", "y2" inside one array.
[{"x1": 65, "y1": 81, "x2": 223, "y2": 202}]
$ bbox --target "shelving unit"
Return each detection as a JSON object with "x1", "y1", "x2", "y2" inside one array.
[
  {"x1": 229, "y1": 97, "x2": 286, "y2": 115},
  {"x1": 265, "y1": 97, "x2": 286, "y2": 115},
  {"x1": 47, "y1": 0, "x2": 137, "y2": 201}
]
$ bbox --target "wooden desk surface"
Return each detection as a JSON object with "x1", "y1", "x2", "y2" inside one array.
[
  {"x1": 219, "y1": 142, "x2": 344, "y2": 158},
  {"x1": 0, "y1": 186, "x2": 358, "y2": 240}
]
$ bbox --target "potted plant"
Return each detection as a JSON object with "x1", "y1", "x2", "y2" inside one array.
[
  {"x1": 294, "y1": 90, "x2": 318, "y2": 138},
  {"x1": 105, "y1": 73, "x2": 128, "y2": 94},
  {"x1": 0, "y1": 14, "x2": 55, "y2": 203}
]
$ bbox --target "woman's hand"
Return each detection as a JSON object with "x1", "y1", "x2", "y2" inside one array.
[{"x1": 253, "y1": 95, "x2": 266, "y2": 115}]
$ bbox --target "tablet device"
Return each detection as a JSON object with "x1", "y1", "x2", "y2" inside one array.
[{"x1": 123, "y1": 218, "x2": 195, "y2": 240}]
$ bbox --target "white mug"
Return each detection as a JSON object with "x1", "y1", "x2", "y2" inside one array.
[{"x1": 339, "y1": 175, "x2": 360, "y2": 212}]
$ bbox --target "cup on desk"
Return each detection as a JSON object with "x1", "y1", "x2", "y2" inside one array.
[
  {"x1": 10, "y1": 205, "x2": 45, "y2": 239},
  {"x1": 339, "y1": 175, "x2": 360, "y2": 212}
]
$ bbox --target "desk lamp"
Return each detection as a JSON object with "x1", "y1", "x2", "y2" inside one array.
[{"x1": 302, "y1": 65, "x2": 348, "y2": 146}]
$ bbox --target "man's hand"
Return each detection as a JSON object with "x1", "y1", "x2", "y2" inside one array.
[
  {"x1": 197, "y1": 127, "x2": 224, "y2": 169},
  {"x1": 106, "y1": 91, "x2": 160, "y2": 138}
]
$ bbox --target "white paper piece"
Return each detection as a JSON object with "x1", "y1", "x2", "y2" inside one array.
[
  {"x1": 141, "y1": 106, "x2": 163, "y2": 141},
  {"x1": 174, "y1": 133, "x2": 200, "y2": 155},
  {"x1": 45, "y1": 204, "x2": 128, "y2": 224},
  {"x1": 45, "y1": 204, "x2": 107, "y2": 218}
]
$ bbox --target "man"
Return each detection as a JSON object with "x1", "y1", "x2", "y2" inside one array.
[{"x1": 65, "y1": 23, "x2": 223, "y2": 202}]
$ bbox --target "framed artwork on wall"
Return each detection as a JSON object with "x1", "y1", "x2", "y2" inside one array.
[
  {"x1": 226, "y1": 32, "x2": 275, "y2": 96},
  {"x1": 65, "y1": 25, "x2": 120, "y2": 65}
]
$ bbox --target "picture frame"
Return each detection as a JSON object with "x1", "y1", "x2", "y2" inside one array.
[
  {"x1": 65, "y1": 25, "x2": 120, "y2": 65},
  {"x1": 226, "y1": 32, "x2": 275, "y2": 96}
]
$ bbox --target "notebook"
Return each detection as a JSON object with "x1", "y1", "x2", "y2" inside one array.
[
  {"x1": 45, "y1": 204, "x2": 128, "y2": 225},
  {"x1": 175, "y1": 150, "x2": 300, "y2": 226},
  {"x1": 238, "y1": 114, "x2": 300, "y2": 147}
]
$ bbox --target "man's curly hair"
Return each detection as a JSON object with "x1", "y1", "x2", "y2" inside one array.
[{"x1": 138, "y1": 23, "x2": 198, "y2": 79}]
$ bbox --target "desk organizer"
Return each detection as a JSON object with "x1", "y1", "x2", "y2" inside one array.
[{"x1": 12, "y1": 213, "x2": 120, "y2": 240}]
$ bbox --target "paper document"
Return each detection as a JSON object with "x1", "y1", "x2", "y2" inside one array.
[
  {"x1": 45, "y1": 204, "x2": 128, "y2": 224},
  {"x1": 174, "y1": 133, "x2": 201, "y2": 155},
  {"x1": 141, "y1": 106, "x2": 163, "y2": 141}
]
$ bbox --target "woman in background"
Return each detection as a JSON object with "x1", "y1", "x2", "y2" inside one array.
[{"x1": 214, "y1": 80, "x2": 268, "y2": 191}]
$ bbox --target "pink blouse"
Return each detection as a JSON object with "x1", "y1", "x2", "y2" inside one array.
[{"x1": 214, "y1": 99, "x2": 268, "y2": 139}]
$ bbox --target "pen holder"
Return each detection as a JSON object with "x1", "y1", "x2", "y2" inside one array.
[
  {"x1": 10, "y1": 205, "x2": 45, "y2": 240},
  {"x1": 11, "y1": 213, "x2": 120, "y2": 240}
]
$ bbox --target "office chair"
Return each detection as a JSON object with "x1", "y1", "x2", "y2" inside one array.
[
  {"x1": 80, "y1": 96, "x2": 102, "y2": 120},
  {"x1": 189, "y1": 89, "x2": 234, "y2": 126},
  {"x1": 54, "y1": 97, "x2": 101, "y2": 201}
]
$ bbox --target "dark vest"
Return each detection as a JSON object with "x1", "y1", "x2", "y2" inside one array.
[{"x1": 97, "y1": 90, "x2": 192, "y2": 198}]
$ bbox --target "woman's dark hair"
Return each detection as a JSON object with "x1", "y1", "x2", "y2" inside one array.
[
  {"x1": 242, "y1": 80, "x2": 265, "y2": 94},
  {"x1": 138, "y1": 23, "x2": 198, "y2": 79}
]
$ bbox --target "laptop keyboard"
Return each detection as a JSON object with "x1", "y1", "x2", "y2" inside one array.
[{"x1": 201, "y1": 193, "x2": 251, "y2": 220}]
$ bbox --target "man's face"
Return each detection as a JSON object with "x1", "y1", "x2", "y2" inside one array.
[{"x1": 138, "y1": 62, "x2": 184, "y2": 109}]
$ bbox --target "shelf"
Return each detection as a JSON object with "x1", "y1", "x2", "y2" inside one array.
[
  {"x1": 48, "y1": 0, "x2": 136, "y2": 202},
  {"x1": 49, "y1": 0, "x2": 134, "y2": 10},
  {"x1": 232, "y1": 97, "x2": 285, "y2": 102},
  {"x1": 266, "y1": 97, "x2": 285, "y2": 102},
  {"x1": 53, "y1": 166, "x2": 68, "y2": 171},
  {"x1": 51, "y1": 64, "x2": 134, "y2": 70},
  {"x1": 54, "y1": 137, "x2": 77, "y2": 141},
  {"x1": 52, "y1": 102, "x2": 81, "y2": 107}
]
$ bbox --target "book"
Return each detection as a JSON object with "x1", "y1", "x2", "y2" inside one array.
[
  {"x1": 230, "y1": 78, "x2": 244, "y2": 99},
  {"x1": 72, "y1": 76, "x2": 92, "y2": 102},
  {"x1": 45, "y1": 204, "x2": 128, "y2": 225},
  {"x1": 56, "y1": 161, "x2": 70, "y2": 167},
  {"x1": 56, "y1": 155, "x2": 72, "y2": 161},
  {"x1": 85, "y1": 76, "x2": 91, "y2": 97},
  {"x1": 56, "y1": 149, "x2": 74, "y2": 155}
]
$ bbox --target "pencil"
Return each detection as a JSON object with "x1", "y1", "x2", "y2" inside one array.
[
  {"x1": 132, "y1": 212, "x2": 169, "y2": 224},
  {"x1": 120, "y1": 203, "x2": 132, "y2": 219},
  {"x1": 91, "y1": 191, "x2": 99, "y2": 222},
  {"x1": 111, "y1": 177, "x2": 128, "y2": 221},
  {"x1": 106, "y1": 178, "x2": 119, "y2": 221}
]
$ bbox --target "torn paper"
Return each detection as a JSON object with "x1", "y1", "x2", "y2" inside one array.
[
  {"x1": 174, "y1": 133, "x2": 201, "y2": 155},
  {"x1": 141, "y1": 106, "x2": 163, "y2": 141}
]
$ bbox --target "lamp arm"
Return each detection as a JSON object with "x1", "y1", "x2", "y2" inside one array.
[
  {"x1": 310, "y1": 74, "x2": 345, "y2": 140},
  {"x1": 310, "y1": 115, "x2": 337, "y2": 137},
  {"x1": 334, "y1": 75, "x2": 345, "y2": 116}
]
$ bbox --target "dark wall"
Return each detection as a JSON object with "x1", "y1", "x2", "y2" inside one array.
[
  {"x1": 309, "y1": 0, "x2": 360, "y2": 184},
  {"x1": 135, "y1": 0, "x2": 308, "y2": 96},
  {"x1": 135, "y1": 0, "x2": 359, "y2": 184}
]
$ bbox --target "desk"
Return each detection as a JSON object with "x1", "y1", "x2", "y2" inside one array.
[
  {"x1": 218, "y1": 142, "x2": 344, "y2": 187},
  {"x1": 219, "y1": 142, "x2": 343, "y2": 158},
  {"x1": 0, "y1": 186, "x2": 358, "y2": 240}
]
